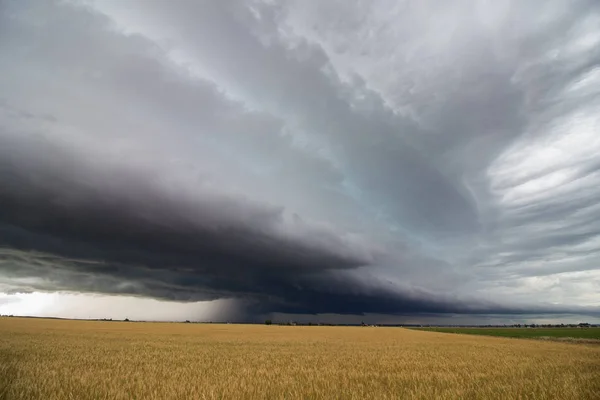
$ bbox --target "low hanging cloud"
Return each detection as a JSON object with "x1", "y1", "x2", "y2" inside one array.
[{"x1": 1, "y1": 0, "x2": 599, "y2": 321}]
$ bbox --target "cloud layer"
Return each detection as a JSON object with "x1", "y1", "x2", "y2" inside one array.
[{"x1": 1, "y1": 0, "x2": 599, "y2": 321}]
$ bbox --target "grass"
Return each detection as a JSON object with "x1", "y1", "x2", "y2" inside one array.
[
  {"x1": 1, "y1": 317, "x2": 599, "y2": 399},
  {"x1": 412, "y1": 327, "x2": 600, "y2": 341}
]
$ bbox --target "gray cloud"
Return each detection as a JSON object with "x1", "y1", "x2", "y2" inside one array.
[{"x1": 0, "y1": 0, "x2": 599, "y2": 321}]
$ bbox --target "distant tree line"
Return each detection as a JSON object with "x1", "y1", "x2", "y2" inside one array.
[{"x1": 1, "y1": 314, "x2": 596, "y2": 328}]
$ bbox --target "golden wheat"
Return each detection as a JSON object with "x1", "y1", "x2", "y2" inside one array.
[{"x1": 1, "y1": 317, "x2": 599, "y2": 399}]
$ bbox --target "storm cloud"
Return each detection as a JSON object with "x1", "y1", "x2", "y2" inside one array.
[{"x1": 1, "y1": 0, "x2": 599, "y2": 321}]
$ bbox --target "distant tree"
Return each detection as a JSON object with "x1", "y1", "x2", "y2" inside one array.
[
  {"x1": 265, "y1": 319, "x2": 272, "y2": 325},
  {"x1": 124, "y1": 318, "x2": 129, "y2": 322},
  {"x1": 185, "y1": 320, "x2": 191, "y2": 323}
]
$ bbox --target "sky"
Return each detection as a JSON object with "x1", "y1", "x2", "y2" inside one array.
[{"x1": 1, "y1": 0, "x2": 599, "y2": 324}]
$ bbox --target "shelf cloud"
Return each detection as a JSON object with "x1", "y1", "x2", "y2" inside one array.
[{"x1": 1, "y1": 0, "x2": 599, "y2": 321}]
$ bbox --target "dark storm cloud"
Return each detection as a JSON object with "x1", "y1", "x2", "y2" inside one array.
[
  {"x1": 4, "y1": 246, "x2": 596, "y2": 318},
  {"x1": 1, "y1": 0, "x2": 600, "y2": 320},
  {"x1": 0, "y1": 136, "x2": 566, "y2": 317},
  {"x1": 0, "y1": 134, "x2": 374, "y2": 273}
]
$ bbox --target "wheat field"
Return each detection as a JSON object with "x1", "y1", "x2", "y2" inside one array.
[{"x1": 1, "y1": 317, "x2": 599, "y2": 399}]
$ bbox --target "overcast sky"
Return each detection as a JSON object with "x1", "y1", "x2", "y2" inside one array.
[{"x1": 1, "y1": 0, "x2": 599, "y2": 324}]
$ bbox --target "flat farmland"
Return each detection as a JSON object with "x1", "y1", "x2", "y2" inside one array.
[
  {"x1": 413, "y1": 327, "x2": 600, "y2": 341},
  {"x1": 1, "y1": 318, "x2": 599, "y2": 399}
]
